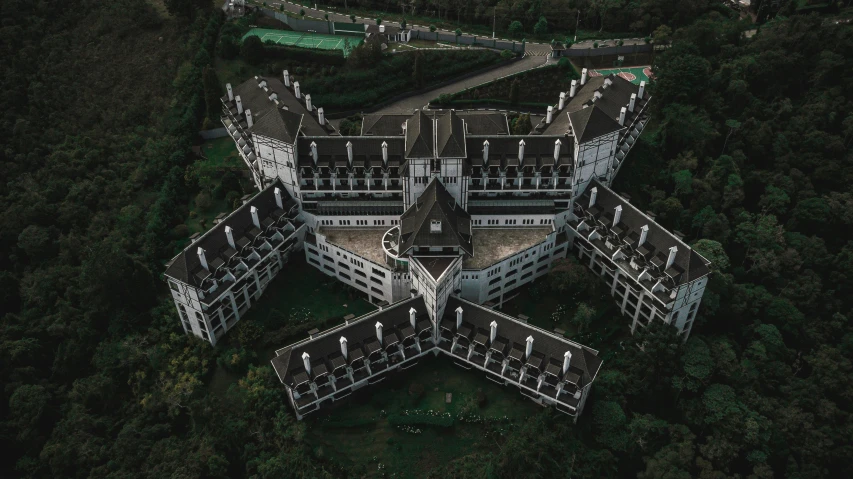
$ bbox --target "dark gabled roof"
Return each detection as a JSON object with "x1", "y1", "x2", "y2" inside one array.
[
  {"x1": 458, "y1": 112, "x2": 510, "y2": 135},
  {"x1": 251, "y1": 108, "x2": 304, "y2": 144},
  {"x1": 580, "y1": 179, "x2": 711, "y2": 284},
  {"x1": 568, "y1": 105, "x2": 623, "y2": 143},
  {"x1": 415, "y1": 256, "x2": 458, "y2": 281},
  {"x1": 361, "y1": 114, "x2": 410, "y2": 136},
  {"x1": 227, "y1": 76, "x2": 329, "y2": 140},
  {"x1": 164, "y1": 180, "x2": 296, "y2": 287},
  {"x1": 296, "y1": 136, "x2": 405, "y2": 167},
  {"x1": 399, "y1": 178, "x2": 473, "y2": 255},
  {"x1": 271, "y1": 296, "x2": 429, "y2": 387},
  {"x1": 405, "y1": 111, "x2": 434, "y2": 158},
  {"x1": 435, "y1": 110, "x2": 467, "y2": 158},
  {"x1": 444, "y1": 297, "x2": 603, "y2": 388}
]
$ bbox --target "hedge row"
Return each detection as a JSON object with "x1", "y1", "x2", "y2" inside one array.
[{"x1": 264, "y1": 44, "x2": 346, "y2": 66}]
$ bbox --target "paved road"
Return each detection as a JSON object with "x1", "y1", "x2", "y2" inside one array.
[{"x1": 376, "y1": 55, "x2": 549, "y2": 113}]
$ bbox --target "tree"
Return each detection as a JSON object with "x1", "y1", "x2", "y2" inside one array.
[
  {"x1": 511, "y1": 113, "x2": 531, "y2": 134},
  {"x1": 218, "y1": 34, "x2": 239, "y2": 59},
  {"x1": 652, "y1": 25, "x2": 673, "y2": 45},
  {"x1": 692, "y1": 239, "x2": 730, "y2": 272},
  {"x1": 412, "y1": 52, "x2": 424, "y2": 87},
  {"x1": 201, "y1": 65, "x2": 221, "y2": 123},
  {"x1": 508, "y1": 78, "x2": 520, "y2": 104},
  {"x1": 533, "y1": 16, "x2": 548, "y2": 35},
  {"x1": 241, "y1": 35, "x2": 265, "y2": 64},
  {"x1": 376, "y1": 17, "x2": 382, "y2": 25},
  {"x1": 592, "y1": 0, "x2": 624, "y2": 33},
  {"x1": 508, "y1": 21, "x2": 523, "y2": 37},
  {"x1": 350, "y1": 14, "x2": 356, "y2": 23},
  {"x1": 429, "y1": 24, "x2": 436, "y2": 32},
  {"x1": 164, "y1": 0, "x2": 210, "y2": 21},
  {"x1": 299, "y1": 8, "x2": 305, "y2": 18},
  {"x1": 571, "y1": 303, "x2": 596, "y2": 333},
  {"x1": 401, "y1": 19, "x2": 407, "y2": 30}
]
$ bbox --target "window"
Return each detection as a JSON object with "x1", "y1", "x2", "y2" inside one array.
[
  {"x1": 309, "y1": 258, "x2": 320, "y2": 266},
  {"x1": 370, "y1": 276, "x2": 383, "y2": 285},
  {"x1": 339, "y1": 272, "x2": 351, "y2": 280},
  {"x1": 538, "y1": 254, "x2": 550, "y2": 262},
  {"x1": 505, "y1": 270, "x2": 517, "y2": 278},
  {"x1": 522, "y1": 262, "x2": 533, "y2": 270},
  {"x1": 521, "y1": 271, "x2": 533, "y2": 280},
  {"x1": 489, "y1": 277, "x2": 501, "y2": 286},
  {"x1": 488, "y1": 287, "x2": 501, "y2": 296},
  {"x1": 324, "y1": 265, "x2": 335, "y2": 272},
  {"x1": 169, "y1": 282, "x2": 179, "y2": 291},
  {"x1": 536, "y1": 264, "x2": 548, "y2": 272},
  {"x1": 307, "y1": 246, "x2": 319, "y2": 256},
  {"x1": 354, "y1": 269, "x2": 366, "y2": 277},
  {"x1": 323, "y1": 255, "x2": 334, "y2": 262},
  {"x1": 372, "y1": 268, "x2": 386, "y2": 278},
  {"x1": 337, "y1": 262, "x2": 350, "y2": 270},
  {"x1": 339, "y1": 219, "x2": 351, "y2": 226},
  {"x1": 371, "y1": 286, "x2": 383, "y2": 295},
  {"x1": 505, "y1": 279, "x2": 516, "y2": 287},
  {"x1": 356, "y1": 279, "x2": 367, "y2": 288}
]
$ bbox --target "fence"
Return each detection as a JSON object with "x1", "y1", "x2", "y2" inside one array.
[
  {"x1": 409, "y1": 30, "x2": 524, "y2": 53},
  {"x1": 259, "y1": 8, "x2": 333, "y2": 34},
  {"x1": 560, "y1": 43, "x2": 653, "y2": 57}
]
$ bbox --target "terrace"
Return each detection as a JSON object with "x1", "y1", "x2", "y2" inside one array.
[{"x1": 463, "y1": 228, "x2": 553, "y2": 270}]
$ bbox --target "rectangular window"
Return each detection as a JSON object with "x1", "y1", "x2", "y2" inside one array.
[
  {"x1": 488, "y1": 287, "x2": 501, "y2": 296},
  {"x1": 371, "y1": 286, "x2": 383, "y2": 295},
  {"x1": 339, "y1": 272, "x2": 351, "y2": 280},
  {"x1": 355, "y1": 279, "x2": 367, "y2": 288},
  {"x1": 521, "y1": 271, "x2": 533, "y2": 280},
  {"x1": 372, "y1": 268, "x2": 386, "y2": 278},
  {"x1": 489, "y1": 277, "x2": 501, "y2": 286},
  {"x1": 354, "y1": 269, "x2": 366, "y2": 277},
  {"x1": 370, "y1": 276, "x2": 382, "y2": 285},
  {"x1": 337, "y1": 262, "x2": 350, "y2": 270},
  {"x1": 309, "y1": 258, "x2": 320, "y2": 266},
  {"x1": 307, "y1": 246, "x2": 319, "y2": 256},
  {"x1": 536, "y1": 264, "x2": 548, "y2": 272}
]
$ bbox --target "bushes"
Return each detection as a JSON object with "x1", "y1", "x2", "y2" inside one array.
[
  {"x1": 264, "y1": 44, "x2": 346, "y2": 66},
  {"x1": 241, "y1": 35, "x2": 265, "y2": 64},
  {"x1": 387, "y1": 410, "x2": 454, "y2": 428}
]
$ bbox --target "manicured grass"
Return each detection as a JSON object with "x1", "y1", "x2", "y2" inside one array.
[
  {"x1": 305, "y1": 359, "x2": 537, "y2": 476},
  {"x1": 199, "y1": 136, "x2": 242, "y2": 168}
]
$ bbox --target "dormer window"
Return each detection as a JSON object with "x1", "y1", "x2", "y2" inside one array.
[{"x1": 430, "y1": 220, "x2": 442, "y2": 234}]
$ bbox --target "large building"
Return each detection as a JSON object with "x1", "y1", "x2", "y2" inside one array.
[{"x1": 163, "y1": 66, "x2": 710, "y2": 418}]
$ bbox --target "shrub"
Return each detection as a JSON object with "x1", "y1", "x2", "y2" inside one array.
[
  {"x1": 508, "y1": 21, "x2": 523, "y2": 37},
  {"x1": 429, "y1": 24, "x2": 436, "y2": 32},
  {"x1": 388, "y1": 412, "x2": 454, "y2": 427},
  {"x1": 194, "y1": 192, "x2": 212, "y2": 210},
  {"x1": 533, "y1": 16, "x2": 548, "y2": 35},
  {"x1": 350, "y1": 14, "x2": 356, "y2": 23},
  {"x1": 241, "y1": 35, "x2": 265, "y2": 64},
  {"x1": 500, "y1": 49, "x2": 515, "y2": 59}
]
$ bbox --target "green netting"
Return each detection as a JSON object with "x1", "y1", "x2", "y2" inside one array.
[{"x1": 589, "y1": 66, "x2": 651, "y2": 85}]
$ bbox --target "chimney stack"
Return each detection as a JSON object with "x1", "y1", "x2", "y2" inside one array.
[
  {"x1": 274, "y1": 187, "x2": 283, "y2": 209},
  {"x1": 379, "y1": 24, "x2": 385, "y2": 33},
  {"x1": 629, "y1": 93, "x2": 637, "y2": 113},
  {"x1": 293, "y1": 81, "x2": 301, "y2": 99},
  {"x1": 340, "y1": 336, "x2": 348, "y2": 359},
  {"x1": 235, "y1": 95, "x2": 244, "y2": 114},
  {"x1": 375, "y1": 321, "x2": 384, "y2": 344},
  {"x1": 639, "y1": 225, "x2": 649, "y2": 246},
  {"x1": 225, "y1": 226, "x2": 236, "y2": 249},
  {"x1": 554, "y1": 139, "x2": 561, "y2": 162},
  {"x1": 581, "y1": 68, "x2": 588, "y2": 85},
  {"x1": 246, "y1": 109, "x2": 253, "y2": 128},
  {"x1": 619, "y1": 107, "x2": 626, "y2": 126},
  {"x1": 666, "y1": 246, "x2": 677, "y2": 270},
  {"x1": 489, "y1": 320, "x2": 497, "y2": 344},
  {"x1": 563, "y1": 350, "x2": 572, "y2": 375},
  {"x1": 310, "y1": 141, "x2": 318, "y2": 164},
  {"x1": 226, "y1": 83, "x2": 233, "y2": 101},
  {"x1": 346, "y1": 141, "x2": 353, "y2": 165},
  {"x1": 593, "y1": 91, "x2": 602, "y2": 101},
  {"x1": 638, "y1": 81, "x2": 646, "y2": 99},
  {"x1": 318, "y1": 107, "x2": 325, "y2": 125},
  {"x1": 250, "y1": 206, "x2": 260, "y2": 228},
  {"x1": 302, "y1": 352, "x2": 311, "y2": 374},
  {"x1": 305, "y1": 94, "x2": 312, "y2": 111},
  {"x1": 268, "y1": 92, "x2": 278, "y2": 102},
  {"x1": 559, "y1": 92, "x2": 566, "y2": 110},
  {"x1": 614, "y1": 205, "x2": 622, "y2": 225},
  {"x1": 456, "y1": 306, "x2": 463, "y2": 329},
  {"x1": 409, "y1": 308, "x2": 417, "y2": 328},
  {"x1": 525, "y1": 335, "x2": 534, "y2": 359},
  {"x1": 570, "y1": 79, "x2": 578, "y2": 98},
  {"x1": 517, "y1": 139, "x2": 525, "y2": 161},
  {"x1": 381, "y1": 141, "x2": 388, "y2": 164},
  {"x1": 283, "y1": 70, "x2": 290, "y2": 87},
  {"x1": 546, "y1": 106, "x2": 553, "y2": 124},
  {"x1": 589, "y1": 187, "x2": 598, "y2": 208},
  {"x1": 197, "y1": 247, "x2": 208, "y2": 271},
  {"x1": 482, "y1": 140, "x2": 489, "y2": 163}
]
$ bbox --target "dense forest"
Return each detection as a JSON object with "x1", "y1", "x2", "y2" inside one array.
[{"x1": 1, "y1": 0, "x2": 852, "y2": 477}]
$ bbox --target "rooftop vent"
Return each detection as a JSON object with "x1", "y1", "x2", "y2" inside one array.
[{"x1": 430, "y1": 220, "x2": 442, "y2": 234}]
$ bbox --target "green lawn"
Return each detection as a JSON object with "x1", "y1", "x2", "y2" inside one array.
[{"x1": 305, "y1": 359, "x2": 538, "y2": 476}]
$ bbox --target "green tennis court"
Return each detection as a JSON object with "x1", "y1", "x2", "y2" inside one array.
[
  {"x1": 242, "y1": 28, "x2": 363, "y2": 56},
  {"x1": 589, "y1": 66, "x2": 652, "y2": 85}
]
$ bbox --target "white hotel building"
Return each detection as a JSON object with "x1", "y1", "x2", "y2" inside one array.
[{"x1": 163, "y1": 67, "x2": 710, "y2": 418}]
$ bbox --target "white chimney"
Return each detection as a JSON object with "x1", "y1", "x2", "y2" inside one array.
[
  {"x1": 619, "y1": 107, "x2": 626, "y2": 126},
  {"x1": 293, "y1": 81, "x2": 301, "y2": 99},
  {"x1": 310, "y1": 141, "x2": 318, "y2": 163},
  {"x1": 666, "y1": 246, "x2": 677, "y2": 270},
  {"x1": 340, "y1": 336, "x2": 348, "y2": 359},
  {"x1": 235, "y1": 95, "x2": 243, "y2": 114},
  {"x1": 482, "y1": 140, "x2": 489, "y2": 162},
  {"x1": 381, "y1": 141, "x2": 388, "y2": 164},
  {"x1": 589, "y1": 187, "x2": 598, "y2": 208},
  {"x1": 305, "y1": 94, "x2": 312, "y2": 111},
  {"x1": 581, "y1": 68, "x2": 588, "y2": 85},
  {"x1": 559, "y1": 92, "x2": 566, "y2": 110},
  {"x1": 268, "y1": 92, "x2": 278, "y2": 101},
  {"x1": 250, "y1": 206, "x2": 260, "y2": 228},
  {"x1": 456, "y1": 306, "x2": 463, "y2": 329},
  {"x1": 614, "y1": 205, "x2": 622, "y2": 225},
  {"x1": 593, "y1": 91, "x2": 602, "y2": 101},
  {"x1": 629, "y1": 93, "x2": 637, "y2": 113},
  {"x1": 604, "y1": 77, "x2": 612, "y2": 87},
  {"x1": 226, "y1": 83, "x2": 233, "y2": 101},
  {"x1": 346, "y1": 141, "x2": 353, "y2": 164},
  {"x1": 554, "y1": 139, "x2": 561, "y2": 161},
  {"x1": 302, "y1": 352, "x2": 311, "y2": 374},
  {"x1": 283, "y1": 70, "x2": 290, "y2": 87},
  {"x1": 197, "y1": 247, "x2": 208, "y2": 271},
  {"x1": 639, "y1": 225, "x2": 649, "y2": 246},
  {"x1": 409, "y1": 307, "x2": 417, "y2": 328},
  {"x1": 258, "y1": 79, "x2": 267, "y2": 89},
  {"x1": 274, "y1": 187, "x2": 283, "y2": 209},
  {"x1": 562, "y1": 350, "x2": 572, "y2": 374},
  {"x1": 638, "y1": 81, "x2": 646, "y2": 99},
  {"x1": 379, "y1": 24, "x2": 385, "y2": 33},
  {"x1": 375, "y1": 321, "x2": 384, "y2": 344},
  {"x1": 318, "y1": 107, "x2": 325, "y2": 125},
  {"x1": 525, "y1": 335, "x2": 534, "y2": 359},
  {"x1": 245, "y1": 109, "x2": 253, "y2": 128},
  {"x1": 546, "y1": 106, "x2": 553, "y2": 124},
  {"x1": 570, "y1": 79, "x2": 578, "y2": 98},
  {"x1": 489, "y1": 320, "x2": 497, "y2": 344},
  {"x1": 517, "y1": 139, "x2": 525, "y2": 161},
  {"x1": 225, "y1": 226, "x2": 235, "y2": 249}
]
